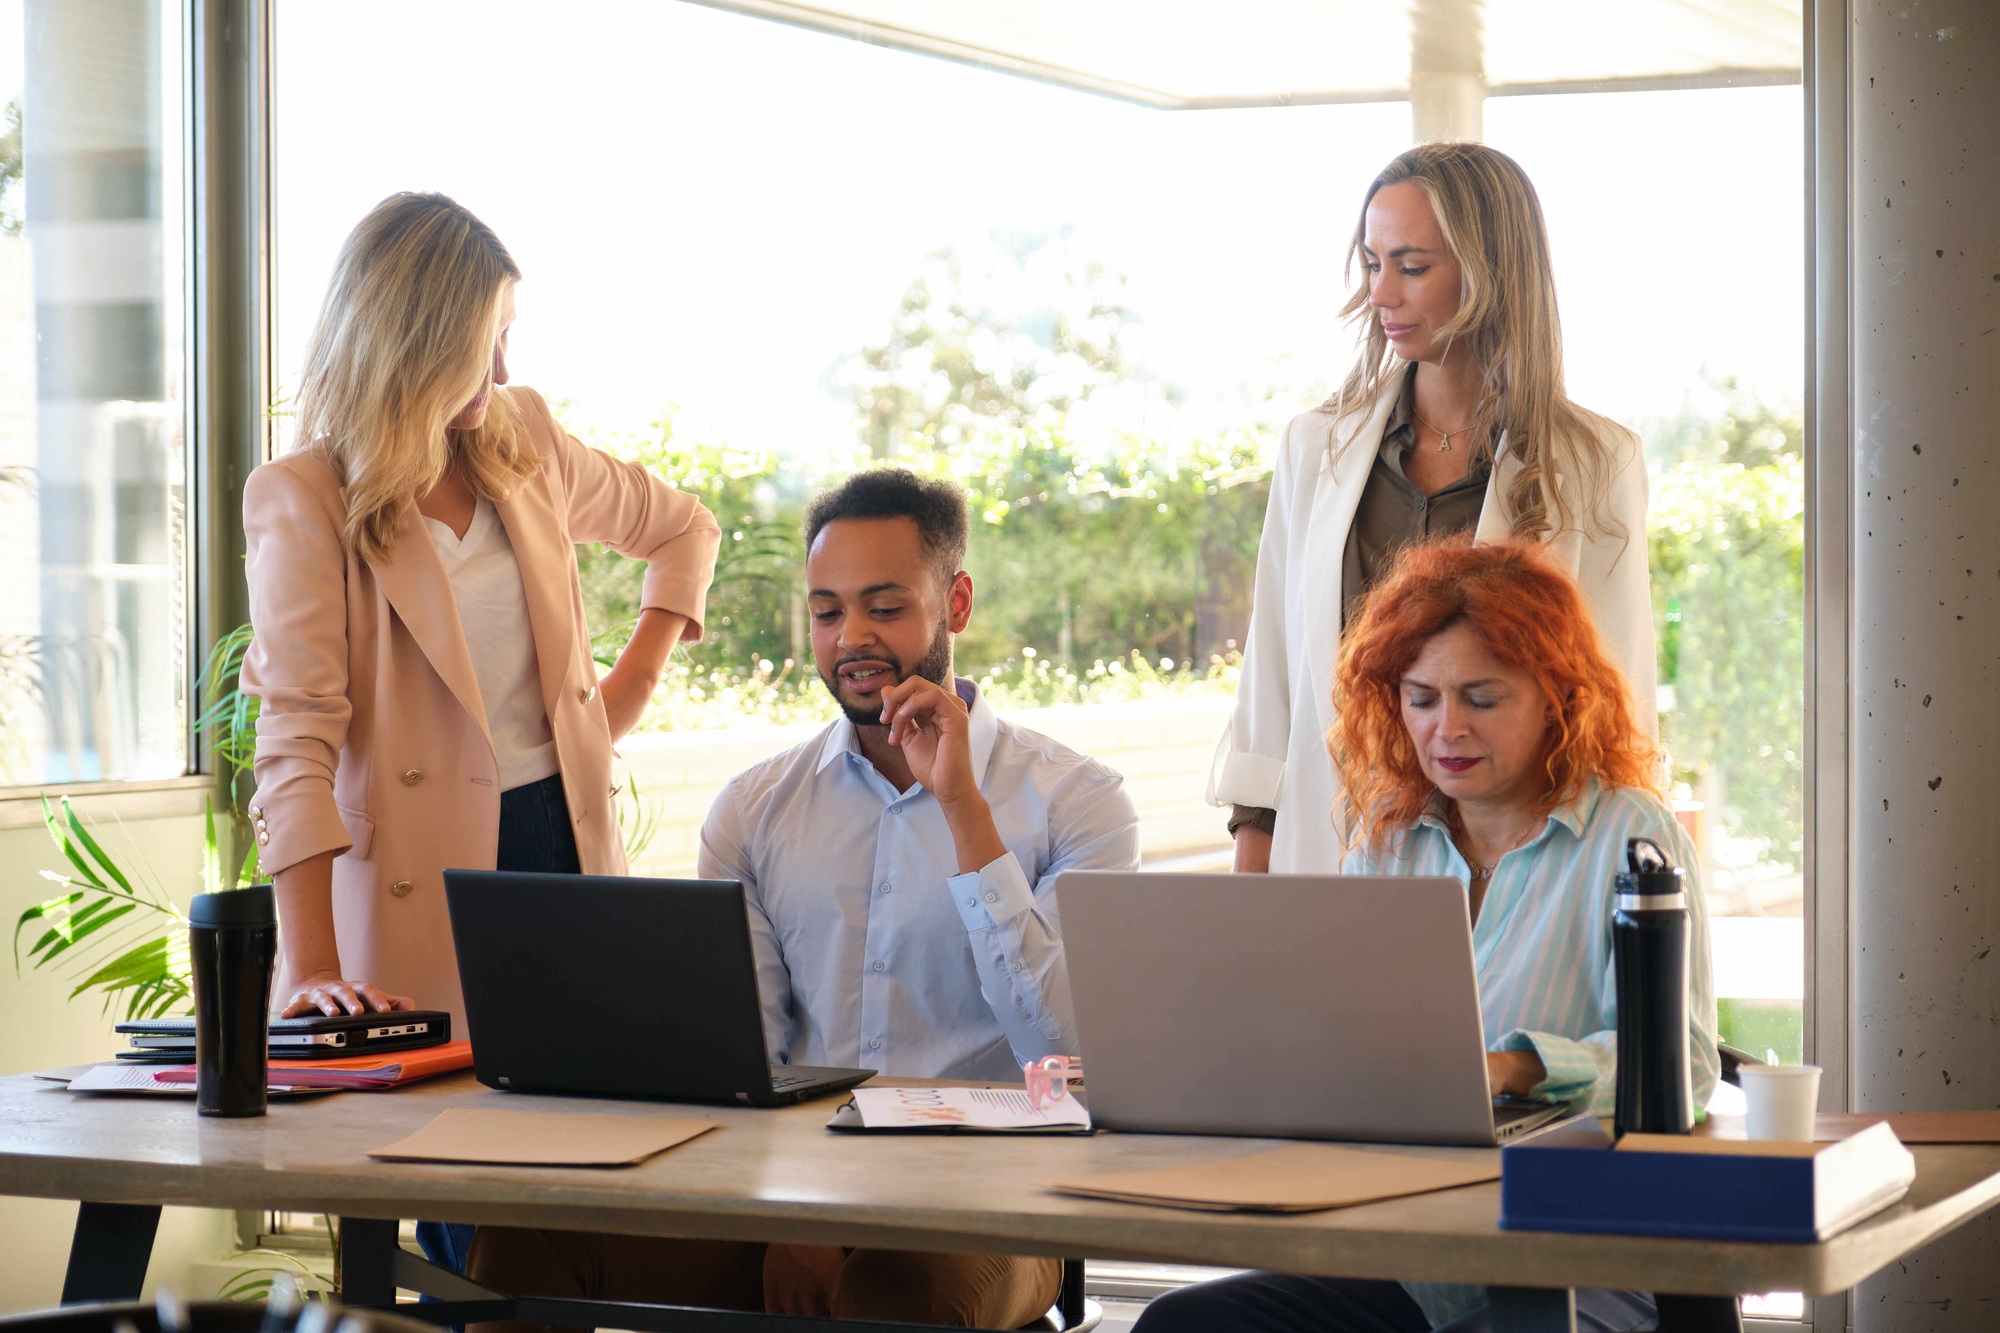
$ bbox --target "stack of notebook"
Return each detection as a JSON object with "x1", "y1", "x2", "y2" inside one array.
[{"x1": 113, "y1": 1010, "x2": 452, "y2": 1063}]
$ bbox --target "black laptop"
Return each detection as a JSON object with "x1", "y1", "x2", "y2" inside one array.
[{"x1": 443, "y1": 870, "x2": 874, "y2": 1106}]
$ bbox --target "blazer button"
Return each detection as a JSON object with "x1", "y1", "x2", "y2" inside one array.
[
  {"x1": 256, "y1": 831, "x2": 269, "y2": 846},
  {"x1": 580, "y1": 684, "x2": 598, "y2": 704},
  {"x1": 401, "y1": 769, "x2": 424, "y2": 786},
  {"x1": 390, "y1": 880, "x2": 414, "y2": 897}
]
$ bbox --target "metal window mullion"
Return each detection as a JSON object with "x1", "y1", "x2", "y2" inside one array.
[
  {"x1": 1802, "y1": 0, "x2": 1852, "y2": 1328},
  {"x1": 189, "y1": 0, "x2": 273, "y2": 787}
]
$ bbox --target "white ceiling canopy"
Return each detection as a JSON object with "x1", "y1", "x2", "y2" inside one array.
[{"x1": 686, "y1": 0, "x2": 1803, "y2": 109}]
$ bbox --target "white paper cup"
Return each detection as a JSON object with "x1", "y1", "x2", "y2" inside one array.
[{"x1": 1738, "y1": 1064, "x2": 1822, "y2": 1141}]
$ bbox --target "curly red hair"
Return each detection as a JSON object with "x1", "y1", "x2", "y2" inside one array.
[{"x1": 1330, "y1": 538, "x2": 1658, "y2": 851}]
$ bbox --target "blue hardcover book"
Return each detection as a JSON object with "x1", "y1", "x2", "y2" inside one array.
[{"x1": 1501, "y1": 1118, "x2": 1915, "y2": 1242}]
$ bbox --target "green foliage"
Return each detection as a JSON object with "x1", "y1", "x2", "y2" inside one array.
[
  {"x1": 575, "y1": 418, "x2": 1273, "y2": 726},
  {"x1": 0, "y1": 99, "x2": 20, "y2": 237},
  {"x1": 216, "y1": 1245, "x2": 335, "y2": 1301},
  {"x1": 1645, "y1": 392, "x2": 1805, "y2": 867},
  {"x1": 12, "y1": 627, "x2": 265, "y2": 1018},
  {"x1": 838, "y1": 235, "x2": 1140, "y2": 458},
  {"x1": 195, "y1": 623, "x2": 261, "y2": 888},
  {"x1": 15, "y1": 798, "x2": 192, "y2": 1019}
]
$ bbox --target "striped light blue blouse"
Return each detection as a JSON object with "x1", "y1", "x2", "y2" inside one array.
[{"x1": 1343, "y1": 777, "x2": 1720, "y2": 1329}]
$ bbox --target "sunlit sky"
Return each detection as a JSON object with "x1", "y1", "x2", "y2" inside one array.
[{"x1": 5, "y1": 1, "x2": 1804, "y2": 454}]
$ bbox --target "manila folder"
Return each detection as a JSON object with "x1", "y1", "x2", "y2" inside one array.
[
  {"x1": 1051, "y1": 1142, "x2": 1500, "y2": 1213},
  {"x1": 369, "y1": 1107, "x2": 717, "y2": 1167}
]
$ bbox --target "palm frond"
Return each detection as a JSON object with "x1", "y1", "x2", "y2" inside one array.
[
  {"x1": 619, "y1": 774, "x2": 663, "y2": 865},
  {"x1": 193, "y1": 624, "x2": 259, "y2": 799},
  {"x1": 17, "y1": 797, "x2": 193, "y2": 1019}
]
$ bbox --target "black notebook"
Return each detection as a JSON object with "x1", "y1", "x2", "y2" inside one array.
[{"x1": 113, "y1": 1010, "x2": 450, "y2": 1061}]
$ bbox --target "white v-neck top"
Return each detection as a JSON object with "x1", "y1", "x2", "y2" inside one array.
[{"x1": 422, "y1": 496, "x2": 560, "y2": 792}]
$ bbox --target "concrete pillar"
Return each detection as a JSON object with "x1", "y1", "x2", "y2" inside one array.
[
  {"x1": 1847, "y1": 0, "x2": 2000, "y2": 1327},
  {"x1": 1408, "y1": 0, "x2": 1484, "y2": 143}
]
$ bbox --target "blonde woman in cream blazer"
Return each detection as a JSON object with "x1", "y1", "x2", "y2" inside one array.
[
  {"x1": 242, "y1": 193, "x2": 720, "y2": 1028},
  {"x1": 1212, "y1": 143, "x2": 1656, "y2": 878}
]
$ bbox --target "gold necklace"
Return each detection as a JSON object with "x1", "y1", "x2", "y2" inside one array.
[
  {"x1": 1413, "y1": 407, "x2": 1477, "y2": 453},
  {"x1": 1454, "y1": 817, "x2": 1543, "y2": 881}
]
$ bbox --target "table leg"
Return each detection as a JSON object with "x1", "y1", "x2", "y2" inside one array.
[
  {"x1": 338, "y1": 1217, "x2": 400, "y2": 1306},
  {"x1": 1488, "y1": 1286, "x2": 1577, "y2": 1333},
  {"x1": 61, "y1": 1202, "x2": 162, "y2": 1303},
  {"x1": 1654, "y1": 1294, "x2": 1743, "y2": 1332}
]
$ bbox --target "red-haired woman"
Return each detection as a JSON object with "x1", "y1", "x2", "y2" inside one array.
[{"x1": 1138, "y1": 539, "x2": 1716, "y2": 1333}]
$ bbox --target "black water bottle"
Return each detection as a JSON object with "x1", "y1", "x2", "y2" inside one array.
[
  {"x1": 189, "y1": 883, "x2": 278, "y2": 1117},
  {"x1": 1612, "y1": 837, "x2": 1692, "y2": 1137}
]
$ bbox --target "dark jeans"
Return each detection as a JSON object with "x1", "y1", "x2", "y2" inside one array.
[
  {"x1": 1134, "y1": 1274, "x2": 1658, "y2": 1333},
  {"x1": 495, "y1": 772, "x2": 584, "y2": 875},
  {"x1": 417, "y1": 772, "x2": 583, "y2": 1293}
]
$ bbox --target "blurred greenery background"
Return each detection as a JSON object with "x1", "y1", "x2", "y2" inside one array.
[{"x1": 576, "y1": 239, "x2": 1805, "y2": 913}]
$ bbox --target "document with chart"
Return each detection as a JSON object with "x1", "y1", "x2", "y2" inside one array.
[{"x1": 831, "y1": 1085, "x2": 1093, "y2": 1133}]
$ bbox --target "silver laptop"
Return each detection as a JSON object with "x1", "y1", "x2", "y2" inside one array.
[{"x1": 1056, "y1": 871, "x2": 1572, "y2": 1146}]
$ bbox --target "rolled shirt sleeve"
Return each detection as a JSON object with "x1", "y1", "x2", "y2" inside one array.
[
  {"x1": 516, "y1": 386, "x2": 722, "y2": 640},
  {"x1": 949, "y1": 771, "x2": 1139, "y2": 1067},
  {"x1": 239, "y1": 460, "x2": 356, "y2": 875}
]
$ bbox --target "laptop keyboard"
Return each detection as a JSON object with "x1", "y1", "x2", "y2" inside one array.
[{"x1": 1493, "y1": 1100, "x2": 1549, "y2": 1127}]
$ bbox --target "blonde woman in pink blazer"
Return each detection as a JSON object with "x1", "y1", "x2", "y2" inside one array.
[{"x1": 242, "y1": 193, "x2": 720, "y2": 1031}]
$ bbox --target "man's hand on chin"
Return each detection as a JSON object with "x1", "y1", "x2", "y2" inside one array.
[
  {"x1": 878, "y1": 675, "x2": 1007, "y2": 876},
  {"x1": 876, "y1": 675, "x2": 976, "y2": 803}
]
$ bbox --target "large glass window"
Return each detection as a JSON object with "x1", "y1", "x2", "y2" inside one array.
[
  {"x1": 0, "y1": 0, "x2": 188, "y2": 786},
  {"x1": 274, "y1": 0, "x2": 1802, "y2": 1059}
]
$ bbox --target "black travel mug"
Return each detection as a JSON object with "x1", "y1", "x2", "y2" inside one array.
[
  {"x1": 1612, "y1": 837, "x2": 1693, "y2": 1137},
  {"x1": 189, "y1": 883, "x2": 278, "y2": 1117}
]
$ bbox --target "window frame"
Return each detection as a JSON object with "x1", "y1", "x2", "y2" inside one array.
[
  {"x1": 3, "y1": 0, "x2": 278, "y2": 819},
  {"x1": 231, "y1": 2, "x2": 1844, "y2": 1323}
]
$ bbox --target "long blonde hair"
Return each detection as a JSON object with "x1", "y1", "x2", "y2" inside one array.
[
  {"x1": 1326, "y1": 143, "x2": 1621, "y2": 540},
  {"x1": 293, "y1": 192, "x2": 538, "y2": 561}
]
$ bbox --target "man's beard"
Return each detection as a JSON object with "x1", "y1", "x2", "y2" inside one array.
[{"x1": 819, "y1": 612, "x2": 955, "y2": 728}]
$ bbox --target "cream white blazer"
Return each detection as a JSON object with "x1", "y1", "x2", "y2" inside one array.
[{"x1": 1210, "y1": 375, "x2": 1657, "y2": 874}]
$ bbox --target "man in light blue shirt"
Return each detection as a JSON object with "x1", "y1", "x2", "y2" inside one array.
[
  {"x1": 701, "y1": 469, "x2": 1139, "y2": 1083},
  {"x1": 472, "y1": 471, "x2": 1139, "y2": 1329},
  {"x1": 702, "y1": 467, "x2": 1140, "y2": 1322}
]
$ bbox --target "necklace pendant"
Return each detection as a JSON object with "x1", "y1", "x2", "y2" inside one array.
[{"x1": 1439, "y1": 440, "x2": 1452, "y2": 452}]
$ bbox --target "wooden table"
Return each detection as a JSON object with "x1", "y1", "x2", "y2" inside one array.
[{"x1": 7, "y1": 1071, "x2": 2000, "y2": 1333}]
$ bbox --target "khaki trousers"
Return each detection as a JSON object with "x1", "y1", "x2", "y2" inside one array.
[{"x1": 465, "y1": 1226, "x2": 1063, "y2": 1331}]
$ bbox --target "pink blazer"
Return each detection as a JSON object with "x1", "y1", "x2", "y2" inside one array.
[{"x1": 241, "y1": 386, "x2": 721, "y2": 1021}]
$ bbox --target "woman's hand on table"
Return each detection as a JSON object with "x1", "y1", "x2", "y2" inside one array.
[
  {"x1": 279, "y1": 972, "x2": 415, "y2": 1018},
  {"x1": 1486, "y1": 1050, "x2": 1547, "y2": 1099},
  {"x1": 764, "y1": 1242, "x2": 848, "y2": 1317}
]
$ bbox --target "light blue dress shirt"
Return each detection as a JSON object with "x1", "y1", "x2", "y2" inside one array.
[
  {"x1": 698, "y1": 679, "x2": 1142, "y2": 1081},
  {"x1": 1344, "y1": 777, "x2": 1720, "y2": 1329}
]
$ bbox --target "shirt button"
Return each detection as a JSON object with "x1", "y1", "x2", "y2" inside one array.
[
  {"x1": 878, "y1": 883, "x2": 892, "y2": 895},
  {"x1": 873, "y1": 960, "x2": 885, "y2": 972},
  {"x1": 1012, "y1": 961, "x2": 1024, "y2": 972},
  {"x1": 965, "y1": 897, "x2": 976, "y2": 907},
  {"x1": 869, "y1": 1038, "x2": 882, "y2": 1051},
  {"x1": 984, "y1": 892, "x2": 998, "y2": 903},
  {"x1": 401, "y1": 769, "x2": 423, "y2": 786},
  {"x1": 390, "y1": 881, "x2": 414, "y2": 897}
]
